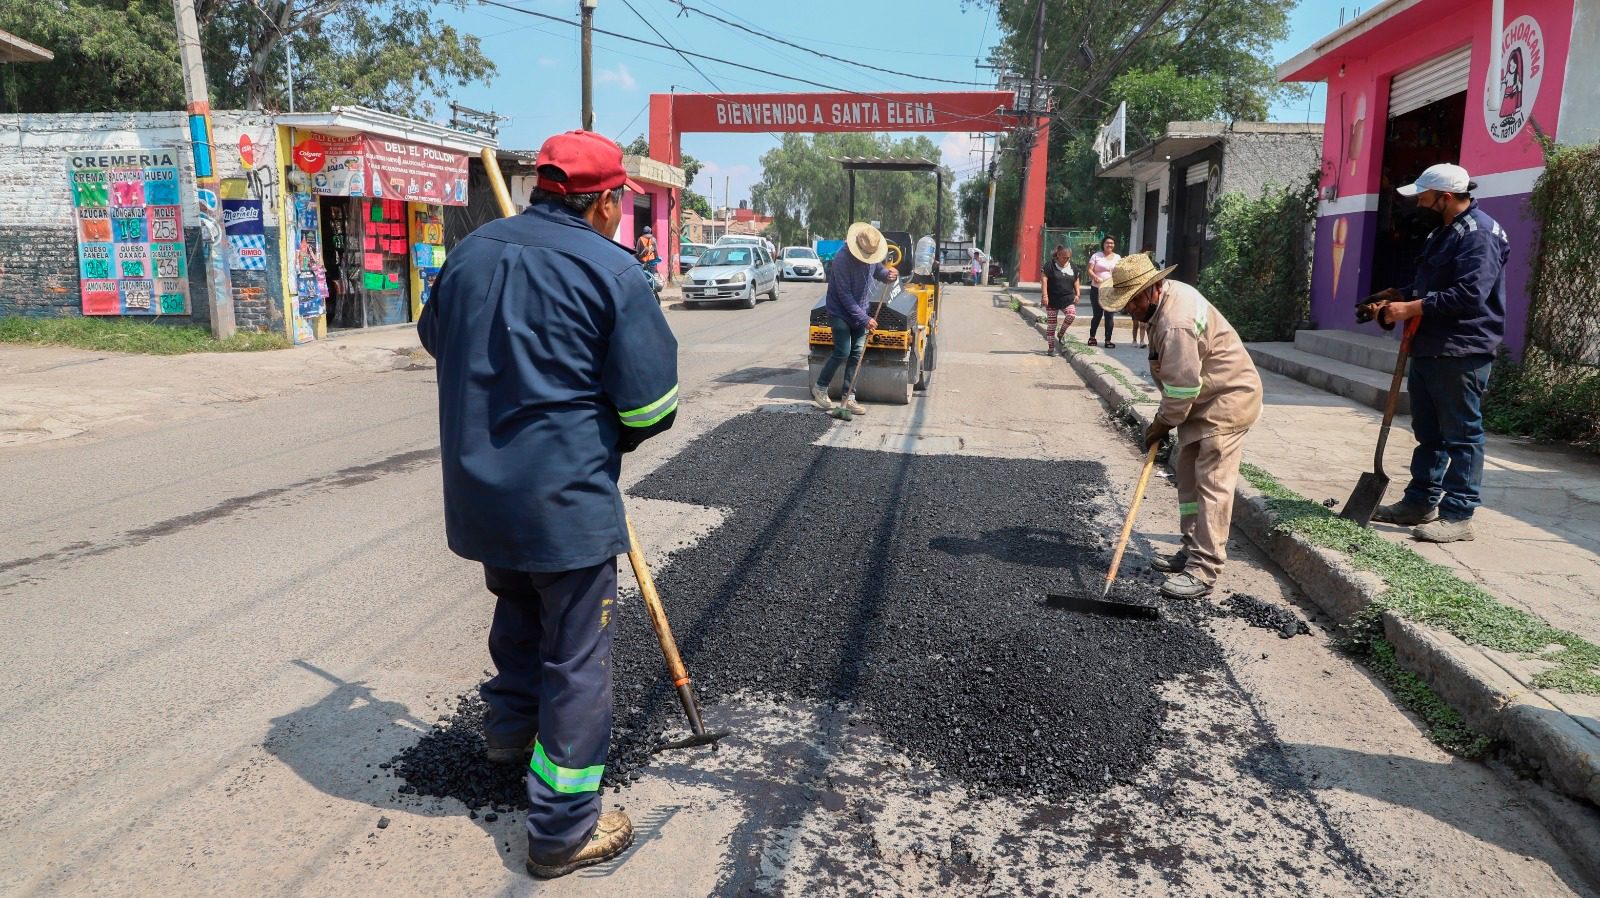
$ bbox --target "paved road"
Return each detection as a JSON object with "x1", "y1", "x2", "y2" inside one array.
[{"x1": 1, "y1": 283, "x2": 1595, "y2": 897}]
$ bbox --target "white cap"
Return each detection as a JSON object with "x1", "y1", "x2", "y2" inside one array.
[{"x1": 1397, "y1": 163, "x2": 1473, "y2": 196}]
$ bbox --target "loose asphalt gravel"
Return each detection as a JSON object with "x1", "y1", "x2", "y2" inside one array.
[{"x1": 397, "y1": 409, "x2": 1229, "y2": 808}]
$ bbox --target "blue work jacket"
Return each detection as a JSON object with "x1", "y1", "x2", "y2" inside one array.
[
  {"x1": 419, "y1": 200, "x2": 678, "y2": 572},
  {"x1": 824, "y1": 252, "x2": 894, "y2": 329},
  {"x1": 1407, "y1": 200, "x2": 1510, "y2": 358}
]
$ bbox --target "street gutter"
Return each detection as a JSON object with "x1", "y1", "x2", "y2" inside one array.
[{"x1": 1006, "y1": 292, "x2": 1600, "y2": 860}]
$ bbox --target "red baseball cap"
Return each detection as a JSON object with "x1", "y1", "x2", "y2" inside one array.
[{"x1": 534, "y1": 130, "x2": 644, "y2": 195}]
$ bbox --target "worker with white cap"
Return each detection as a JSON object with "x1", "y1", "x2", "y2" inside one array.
[{"x1": 1369, "y1": 163, "x2": 1510, "y2": 544}]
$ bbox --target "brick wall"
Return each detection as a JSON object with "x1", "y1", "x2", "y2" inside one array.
[{"x1": 0, "y1": 111, "x2": 284, "y2": 330}]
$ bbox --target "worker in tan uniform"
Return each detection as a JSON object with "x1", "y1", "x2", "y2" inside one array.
[{"x1": 1101, "y1": 254, "x2": 1263, "y2": 599}]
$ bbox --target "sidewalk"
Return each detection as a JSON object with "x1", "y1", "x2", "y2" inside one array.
[
  {"x1": 1007, "y1": 291, "x2": 1600, "y2": 811},
  {"x1": 0, "y1": 325, "x2": 430, "y2": 451}
]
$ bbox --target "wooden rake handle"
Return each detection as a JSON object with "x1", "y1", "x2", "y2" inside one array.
[{"x1": 1104, "y1": 442, "x2": 1161, "y2": 595}]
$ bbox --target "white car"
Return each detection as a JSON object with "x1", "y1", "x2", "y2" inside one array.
[
  {"x1": 681, "y1": 244, "x2": 780, "y2": 309},
  {"x1": 779, "y1": 246, "x2": 826, "y2": 282},
  {"x1": 715, "y1": 234, "x2": 776, "y2": 257}
]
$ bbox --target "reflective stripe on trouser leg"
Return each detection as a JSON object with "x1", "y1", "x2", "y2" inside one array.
[
  {"x1": 522, "y1": 558, "x2": 617, "y2": 864},
  {"x1": 1185, "y1": 429, "x2": 1248, "y2": 586}
]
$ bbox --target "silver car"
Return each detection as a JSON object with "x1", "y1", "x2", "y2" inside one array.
[
  {"x1": 780, "y1": 246, "x2": 826, "y2": 282},
  {"x1": 682, "y1": 244, "x2": 780, "y2": 309}
]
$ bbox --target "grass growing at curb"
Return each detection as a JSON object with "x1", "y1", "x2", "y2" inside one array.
[
  {"x1": 0, "y1": 317, "x2": 290, "y2": 355},
  {"x1": 1095, "y1": 362, "x2": 1157, "y2": 404},
  {"x1": 1363, "y1": 636, "x2": 1492, "y2": 758},
  {"x1": 1241, "y1": 462, "x2": 1600, "y2": 695}
]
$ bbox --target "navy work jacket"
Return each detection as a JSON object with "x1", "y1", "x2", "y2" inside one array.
[
  {"x1": 1407, "y1": 200, "x2": 1510, "y2": 358},
  {"x1": 419, "y1": 200, "x2": 678, "y2": 573}
]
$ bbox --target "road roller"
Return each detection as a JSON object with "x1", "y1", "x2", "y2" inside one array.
[{"x1": 807, "y1": 158, "x2": 944, "y2": 405}]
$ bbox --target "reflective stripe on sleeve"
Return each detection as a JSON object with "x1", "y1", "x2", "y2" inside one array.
[
  {"x1": 529, "y1": 742, "x2": 605, "y2": 794},
  {"x1": 1179, "y1": 501, "x2": 1199, "y2": 517},
  {"x1": 1162, "y1": 382, "x2": 1202, "y2": 400},
  {"x1": 1194, "y1": 299, "x2": 1210, "y2": 336},
  {"x1": 619, "y1": 385, "x2": 679, "y2": 428}
]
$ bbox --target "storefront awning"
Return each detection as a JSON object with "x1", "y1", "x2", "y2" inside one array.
[
  {"x1": 1096, "y1": 123, "x2": 1226, "y2": 180},
  {"x1": 0, "y1": 28, "x2": 53, "y2": 63},
  {"x1": 279, "y1": 107, "x2": 495, "y2": 207},
  {"x1": 1277, "y1": 0, "x2": 1431, "y2": 82},
  {"x1": 624, "y1": 155, "x2": 686, "y2": 189}
]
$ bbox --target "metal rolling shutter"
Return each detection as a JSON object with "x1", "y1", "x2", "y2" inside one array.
[
  {"x1": 1185, "y1": 162, "x2": 1208, "y2": 186},
  {"x1": 1388, "y1": 46, "x2": 1471, "y2": 118}
]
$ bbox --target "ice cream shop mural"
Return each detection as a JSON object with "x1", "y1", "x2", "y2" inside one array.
[{"x1": 1278, "y1": 0, "x2": 1599, "y2": 356}]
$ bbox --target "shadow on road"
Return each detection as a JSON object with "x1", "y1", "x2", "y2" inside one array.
[{"x1": 262, "y1": 660, "x2": 529, "y2": 876}]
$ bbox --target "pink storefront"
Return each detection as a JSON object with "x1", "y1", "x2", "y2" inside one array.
[{"x1": 1279, "y1": 0, "x2": 1599, "y2": 356}]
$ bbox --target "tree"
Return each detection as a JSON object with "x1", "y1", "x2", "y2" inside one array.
[
  {"x1": 750, "y1": 133, "x2": 956, "y2": 249},
  {"x1": 0, "y1": 0, "x2": 494, "y2": 117},
  {"x1": 963, "y1": 0, "x2": 1301, "y2": 257},
  {"x1": 625, "y1": 135, "x2": 713, "y2": 219}
]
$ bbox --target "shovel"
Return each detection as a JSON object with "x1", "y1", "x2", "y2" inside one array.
[
  {"x1": 1045, "y1": 442, "x2": 1161, "y2": 620},
  {"x1": 1339, "y1": 316, "x2": 1421, "y2": 527},
  {"x1": 480, "y1": 149, "x2": 728, "y2": 753}
]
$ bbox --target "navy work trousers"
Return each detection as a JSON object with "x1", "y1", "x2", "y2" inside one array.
[
  {"x1": 815, "y1": 314, "x2": 867, "y2": 396},
  {"x1": 1401, "y1": 354, "x2": 1493, "y2": 521},
  {"x1": 481, "y1": 559, "x2": 616, "y2": 863}
]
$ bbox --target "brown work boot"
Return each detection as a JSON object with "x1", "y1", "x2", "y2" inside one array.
[
  {"x1": 484, "y1": 732, "x2": 537, "y2": 765},
  {"x1": 1149, "y1": 550, "x2": 1188, "y2": 574},
  {"x1": 526, "y1": 811, "x2": 635, "y2": 879},
  {"x1": 1159, "y1": 572, "x2": 1213, "y2": 600},
  {"x1": 1373, "y1": 499, "x2": 1439, "y2": 526},
  {"x1": 1412, "y1": 517, "x2": 1475, "y2": 543}
]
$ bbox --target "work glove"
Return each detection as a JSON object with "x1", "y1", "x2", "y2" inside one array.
[
  {"x1": 1355, "y1": 288, "x2": 1404, "y2": 330},
  {"x1": 1143, "y1": 420, "x2": 1172, "y2": 451}
]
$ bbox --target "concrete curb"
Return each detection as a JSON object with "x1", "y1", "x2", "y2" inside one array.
[{"x1": 1009, "y1": 293, "x2": 1600, "y2": 815}]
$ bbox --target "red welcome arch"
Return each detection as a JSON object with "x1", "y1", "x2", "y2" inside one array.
[{"x1": 648, "y1": 91, "x2": 1049, "y2": 283}]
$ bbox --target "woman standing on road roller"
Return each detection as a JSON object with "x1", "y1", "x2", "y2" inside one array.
[{"x1": 811, "y1": 222, "x2": 898, "y2": 416}]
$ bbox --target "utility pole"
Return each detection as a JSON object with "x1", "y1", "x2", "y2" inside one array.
[
  {"x1": 983, "y1": 159, "x2": 997, "y2": 264},
  {"x1": 724, "y1": 176, "x2": 730, "y2": 239},
  {"x1": 171, "y1": 0, "x2": 236, "y2": 339},
  {"x1": 580, "y1": 0, "x2": 597, "y2": 130},
  {"x1": 1010, "y1": 0, "x2": 1047, "y2": 286}
]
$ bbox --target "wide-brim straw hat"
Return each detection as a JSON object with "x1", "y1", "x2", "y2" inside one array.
[
  {"x1": 1103, "y1": 252, "x2": 1177, "y2": 312},
  {"x1": 845, "y1": 222, "x2": 889, "y2": 264}
]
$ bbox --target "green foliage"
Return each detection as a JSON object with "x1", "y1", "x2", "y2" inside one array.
[
  {"x1": 1491, "y1": 137, "x2": 1600, "y2": 453},
  {"x1": 1239, "y1": 463, "x2": 1600, "y2": 695},
  {"x1": 0, "y1": 0, "x2": 494, "y2": 116},
  {"x1": 1360, "y1": 636, "x2": 1492, "y2": 758},
  {"x1": 751, "y1": 134, "x2": 956, "y2": 249},
  {"x1": 971, "y1": 0, "x2": 1300, "y2": 250},
  {"x1": 1195, "y1": 171, "x2": 1318, "y2": 342},
  {"x1": 0, "y1": 317, "x2": 290, "y2": 354},
  {"x1": 626, "y1": 135, "x2": 713, "y2": 219},
  {"x1": 1484, "y1": 349, "x2": 1600, "y2": 453},
  {"x1": 0, "y1": 0, "x2": 183, "y2": 111}
]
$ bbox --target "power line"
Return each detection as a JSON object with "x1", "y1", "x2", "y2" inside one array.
[
  {"x1": 669, "y1": 0, "x2": 999, "y2": 88},
  {"x1": 621, "y1": 0, "x2": 726, "y2": 93}
]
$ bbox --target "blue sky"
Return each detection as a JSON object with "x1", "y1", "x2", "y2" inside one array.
[{"x1": 444, "y1": 1, "x2": 1351, "y2": 208}]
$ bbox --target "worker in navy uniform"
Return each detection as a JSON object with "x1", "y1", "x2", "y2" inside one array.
[{"x1": 419, "y1": 129, "x2": 678, "y2": 879}]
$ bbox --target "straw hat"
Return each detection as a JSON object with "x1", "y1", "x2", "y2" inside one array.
[
  {"x1": 845, "y1": 222, "x2": 889, "y2": 264},
  {"x1": 1103, "y1": 253, "x2": 1177, "y2": 312}
]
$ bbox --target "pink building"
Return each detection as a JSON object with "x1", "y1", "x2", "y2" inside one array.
[
  {"x1": 1279, "y1": 0, "x2": 1599, "y2": 356},
  {"x1": 619, "y1": 155, "x2": 686, "y2": 277}
]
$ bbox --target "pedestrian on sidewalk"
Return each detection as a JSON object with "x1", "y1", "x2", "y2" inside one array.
[
  {"x1": 418, "y1": 129, "x2": 678, "y2": 879},
  {"x1": 811, "y1": 222, "x2": 898, "y2": 416},
  {"x1": 1371, "y1": 163, "x2": 1509, "y2": 544},
  {"x1": 1104, "y1": 254, "x2": 1263, "y2": 600},
  {"x1": 635, "y1": 226, "x2": 661, "y2": 292},
  {"x1": 1087, "y1": 236, "x2": 1121, "y2": 348},
  {"x1": 1041, "y1": 244, "x2": 1079, "y2": 356}
]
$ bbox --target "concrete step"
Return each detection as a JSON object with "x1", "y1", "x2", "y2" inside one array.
[
  {"x1": 1293, "y1": 329, "x2": 1401, "y2": 375},
  {"x1": 1248, "y1": 343, "x2": 1409, "y2": 415}
]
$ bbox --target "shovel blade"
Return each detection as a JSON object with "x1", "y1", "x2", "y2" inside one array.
[
  {"x1": 1044, "y1": 592, "x2": 1160, "y2": 620},
  {"x1": 1339, "y1": 472, "x2": 1390, "y2": 528}
]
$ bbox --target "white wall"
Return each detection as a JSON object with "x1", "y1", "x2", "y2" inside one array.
[
  {"x1": 1559, "y1": 0, "x2": 1600, "y2": 143},
  {"x1": 0, "y1": 110, "x2": 280, "y2": 229}
]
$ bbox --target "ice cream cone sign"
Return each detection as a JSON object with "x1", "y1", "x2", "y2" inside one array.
[
  {"x1": 1347, "y1": 95, "x2": 1366, "y2": 178},
  {"x1": 1332, "y1": 218, "x2": 1349, "y2": 297}
]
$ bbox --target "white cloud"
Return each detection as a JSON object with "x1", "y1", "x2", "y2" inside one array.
[
  {"x1": 938, "y1": 132, "x2": 992, "y2": 183},
  {"x1": 538, "y1": 57, "x2": 560, "y2": 67},
  {"x1": 596, "y1": 63, "x2": 637, "y2": 91}
]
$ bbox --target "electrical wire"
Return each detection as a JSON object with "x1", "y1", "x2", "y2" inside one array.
[{"x1": 669, "y1": 0, "x2": 995, "y2": 87}]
